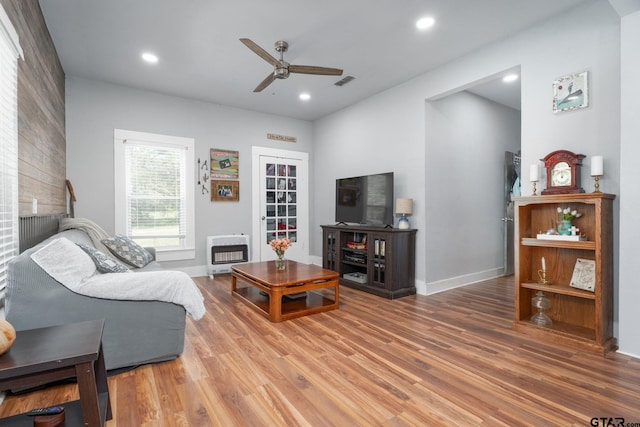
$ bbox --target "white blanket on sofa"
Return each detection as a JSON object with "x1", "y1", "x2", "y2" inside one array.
[{"x1": 31, "y1": 237, "x2": 206, "y2": 320}]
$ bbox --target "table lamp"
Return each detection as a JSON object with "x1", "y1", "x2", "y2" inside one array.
[{"x1": 396, "y1": 198, "x2": 413, "y2": 229}]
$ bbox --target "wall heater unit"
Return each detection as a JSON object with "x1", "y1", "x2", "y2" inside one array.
[{"x1": 206, "y1": 235, "x2": 250, "y2": 275}]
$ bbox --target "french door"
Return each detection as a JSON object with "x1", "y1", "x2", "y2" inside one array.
[{"x1": 252, "y1": 147, "x2": 308, "y2": 263}]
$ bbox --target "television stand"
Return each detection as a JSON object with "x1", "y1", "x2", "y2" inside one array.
[{"x1": 321, "y1": 224, "x2": 417, "y2": 299}]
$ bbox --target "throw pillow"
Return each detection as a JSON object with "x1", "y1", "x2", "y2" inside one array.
[
  {"x1": 101, "y1": 234, "x2": 154, "y2": 268},
  {"x1": 77, "y1": 243, "x2": 130, "y2": 273},
  {"x1": 30, "y1": 237, "x2": 97, "y2": 286}
]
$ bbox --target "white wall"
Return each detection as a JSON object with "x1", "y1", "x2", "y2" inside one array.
[
  {"x1": 618, "y1": 9, "x2": 640, "y2": 357},
  {"x1": 66, "y1": 77, "x2": 312, "y2": 273},
  {"x1": 312, "y1": 0, "x2": 629, "y2": 347},
  {"x1": 425, "y1": 92, "x2": 520, "y2": 290},
  {"x1": 312, "y1": 74, "x2": 428, "y2": 283}
]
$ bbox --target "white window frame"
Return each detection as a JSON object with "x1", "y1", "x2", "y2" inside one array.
[
  {"x1": 114, "y1": 129, "x2": 195, "y2": 262},
  {"x1": 0, "y1": 5, "x2": 23, "y2": 303}
]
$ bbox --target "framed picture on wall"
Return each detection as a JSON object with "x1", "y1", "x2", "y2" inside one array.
[
  {"x1": 211, "y1": 180, "x2": 239, "y2": 202},
  {"x1": 210, "y1": 148, "x2": 239, "y2": 179},
  {"x1": 553, "y1": 71, "x2": 589, "y2": 113}
]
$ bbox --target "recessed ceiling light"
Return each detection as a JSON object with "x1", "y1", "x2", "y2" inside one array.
[
  {"x1": 503, "y1": 74, "x2": 519, "y2": 83},
  {"x1": 416, "y1": 16, "x2": 435, "y2": 30},
  {"x1": 141, "y1": 52, "x2": 159, "y2": 64},
  {"x1": 299, "y1": 93, "x2": 311, "y2": 101}
]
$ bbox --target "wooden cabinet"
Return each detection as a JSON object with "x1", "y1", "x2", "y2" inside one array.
[
  {"x1": 512, "y1": 193, "x2": 616, "y2": 354},
  {"x1": 321, "y1": 225, "x2": 416, "y2": 299}
]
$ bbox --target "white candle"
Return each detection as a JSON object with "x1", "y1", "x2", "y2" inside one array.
[
  {"x1": 541, "y1": 257, "x2": 546, "y2": 272},
  {"x1": 591, "y1": 155, "x2": 603, "y2": 176},
  {"x1": 529, "y1": 164, "x2": 539, "y2": 182}
]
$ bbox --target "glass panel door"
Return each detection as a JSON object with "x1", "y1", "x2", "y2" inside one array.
[{"x1": 260, "y1": 155, "x2": 304, "y2": 261}]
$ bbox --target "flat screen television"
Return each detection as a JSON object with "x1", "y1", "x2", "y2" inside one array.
[{"x1": 335, "y1": 172, "x2": 394, "y2": 226}]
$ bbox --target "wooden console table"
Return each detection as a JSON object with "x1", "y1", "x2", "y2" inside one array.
[
  {"x1": 0, "y1": 319, "x2": 112, "y2": 426},
  {"x1": 231, "y1": 260, "x2": 339, "y2": 322}
]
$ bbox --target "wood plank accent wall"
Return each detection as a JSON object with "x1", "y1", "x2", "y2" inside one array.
[{"x1": 0, "y1": 0, "x2": 66, "y2": 216}]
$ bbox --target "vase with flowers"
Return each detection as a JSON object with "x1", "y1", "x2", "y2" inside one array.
[
  {"x1": 557, "y1": 207, "x2": 582, "y2": 235},
  {"x1": 270, "y1": 237, "x2": 291, "y2": 270}
]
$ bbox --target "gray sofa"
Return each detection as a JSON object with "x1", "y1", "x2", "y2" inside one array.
[{"x1": 5, "y1": 228, "x2": 186, "y2": 371}]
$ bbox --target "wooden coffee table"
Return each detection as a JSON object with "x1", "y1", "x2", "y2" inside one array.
[{"x1": 231, "y1": 260, "x2": 339, "y2": 322}]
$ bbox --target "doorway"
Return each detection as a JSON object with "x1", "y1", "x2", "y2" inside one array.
[
  {"x1": 425, "y1": 68, "x2": 521, "y2": 291},
  {"x1": 503, "y1": 150, "x2": 521, "y2": 275},
  {"x1": 251, "y1": 146, "x2": 309, "y2": 263}
]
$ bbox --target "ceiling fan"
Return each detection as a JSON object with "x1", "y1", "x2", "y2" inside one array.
[{"x1": 240, "y1": 38, "x2": 343, "y2": 92}]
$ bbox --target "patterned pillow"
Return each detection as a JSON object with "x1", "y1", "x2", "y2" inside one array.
[
  {"x1": 77, "y1": 243, "x2": 130, "y2": 273},
  {"x1": 101, "y1": 234, "x2": 154, "y2": 268}
]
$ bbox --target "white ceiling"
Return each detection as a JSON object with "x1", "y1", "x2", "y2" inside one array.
[{"x1": 38, "y1": 0, "x2": 586, "y2": 121}]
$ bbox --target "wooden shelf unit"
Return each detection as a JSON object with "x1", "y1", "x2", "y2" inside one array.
[
  {"x1": 321, "y1": 225, "x2": 417, "y2": 299},
  {"x1": 512, "y1": 193, "x2": 616, "y2": 354}
]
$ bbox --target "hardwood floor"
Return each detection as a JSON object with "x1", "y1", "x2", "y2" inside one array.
[{"x1": 1, "y1": 275, "x2": 639, "y2": 426}]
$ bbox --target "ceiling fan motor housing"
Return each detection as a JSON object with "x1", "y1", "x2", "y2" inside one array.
[{"x1": 275, "y1": 62, "x2": 290, "y2": 79}]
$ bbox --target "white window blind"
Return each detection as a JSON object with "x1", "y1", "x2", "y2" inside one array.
[
  {"x1": 0, "y1": 5, "x2": 23, "y2": 298},
  {"x1": 124, "y1": 141, "x2": 187, "y2": 247},
  {"x1": 114, "y1": 129, "x2": 195, "y2": 260}
]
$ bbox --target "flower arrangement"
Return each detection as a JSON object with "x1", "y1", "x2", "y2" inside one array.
[
  {"x1": 270, "y1": 238, "x2": 291, "y2": 259},
  {"x1": 557, "y1": 207, "x2": 582, "y2": 221}
]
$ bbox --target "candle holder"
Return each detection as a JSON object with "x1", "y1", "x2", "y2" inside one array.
[
  {"x1": 593, "y1": 175, "x2": 602, "y2": 193},
  {"x1": 590, "y1": 155, "x2": 603, "y2": 193},
  {"x1": 537, "y1": 269, "x2": 551, "y2": 285},
  {"x1": 532, "y1": 180, "x2": 538, "y2": 196}
]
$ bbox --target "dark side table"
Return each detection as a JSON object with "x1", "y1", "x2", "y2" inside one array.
[{"x1": 0, "y1": 319, "x2": 112, "y2": 426}]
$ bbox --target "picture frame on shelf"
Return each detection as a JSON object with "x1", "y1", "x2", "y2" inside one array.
[
  {"x1": 211, "y1": 180, "x2": 239, "y2": 202},
  {"x1": 553, "y1": 71, "x2": 589, "y2": 113},
  {"x1": 569, "y1": 258, "x2": 596, "y2": 292}
]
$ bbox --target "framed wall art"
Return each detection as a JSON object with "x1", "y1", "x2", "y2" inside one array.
[
  {"x1": 553, "y1": 71, "x2": 589, "y2": 113},
  {"x1": 210, "y1": 148, "x2": 239, "y2": 179},
  {"x1": 211, "y1": 180, "x2": 239, "y2": 202}
]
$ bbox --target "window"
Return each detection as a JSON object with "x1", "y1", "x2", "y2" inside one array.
[
  {"x1": 0, "y1": 6, "x2": 23, "y2": 302},
  {"x1": 114, "y1": 129, "x2": 195, "y2": 261}
]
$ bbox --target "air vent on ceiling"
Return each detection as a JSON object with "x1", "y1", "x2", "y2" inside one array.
[{"x1": 334, "y1": 76, "x2": 355, "y2": 87}]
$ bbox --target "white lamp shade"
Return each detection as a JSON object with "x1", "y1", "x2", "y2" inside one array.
[{"x1": 396, "y1": 198, "x2": 413, "y2": 215}]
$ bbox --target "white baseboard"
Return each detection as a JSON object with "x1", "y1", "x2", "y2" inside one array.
[
  {"x1": 426, "y1": 268, "x2": 505, "y2": 295},
  {"x1": 309, "y1": 255, "x2": 323, "y2": 266},
  {"x1": 168, "y1": 264, "x2": 209, "y2": 277},
  {"x1": 168, "y1": 258, "x2": 325, "y2": 278},
  {"x1": 308, "y1": 257, "x2": 500, "y2": 297},
  {"x1": 415, "y1": 279, "x2": 427, "y2": 295},
  {"x1": 167, "y1": 262, "x2": 503, "y2": 301},
  {"x1": 616, "y1": 349, "x2": 640, "y2": 360}
]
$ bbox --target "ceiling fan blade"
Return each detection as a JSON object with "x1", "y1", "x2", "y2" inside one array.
[
  {"x1": 289, "y1": 65, "x2": 343, "y2": 76},
  {"x1": 254, "y1": 73, "x2": 276, "y2": 92},
  {"x1": 240, "y1": 38, "x2": 279, "y2": 67}
]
